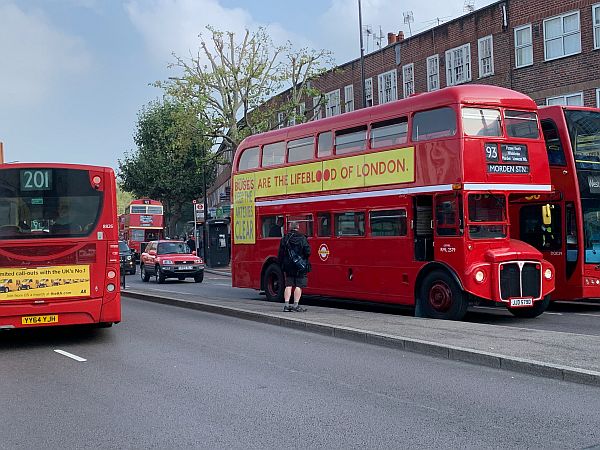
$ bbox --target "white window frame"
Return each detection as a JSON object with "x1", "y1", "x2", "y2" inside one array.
[
  {"x1": 543, "y1": 10, "x2": 581, "y2": 61},
  {"x1": 445, "y1": 43, "x2": 471, "y2": 86},
  {"x1": 478, "y1": 35, "x2": 494, "y2": 77},
  {"x1": 593, "y1": 4, "x2": 600, "y2": 49},
  {"x1": 299, "y1": 102, "x2": 306, "y2": 121},
  {"x1": 514, "y1": 24, "x2": 533, "y2": 68},
  {"x1": 377, "y1": 69, "x2": 398, "y2": 104},
  {"x1": 546, "y1": 92, "x2": 584, "y2": 106},
  {"x1": 325, "y1": 89, "x2": 341, "y2": 117},
  {"x1": 312, "y1": 96, "x2": 322, "y2": 120},
  {"x1": 426, "y1": 54, "x2": 439, "y2": 91},
  {"x1": 365, "y1": 78, "x2": 373, "y2": 107},
  {"x1": 597, "y1": 89, "x2": 600, "y2": 108},
  {"x1": 277, "y1": 111, "x2": 285, "y2": 129},
  {"x1": 402, "y1": 63, "x2": 414, "y2": 98},
  {"x1": 344, "y1": 85, "x2": 354, "y2": 112}
]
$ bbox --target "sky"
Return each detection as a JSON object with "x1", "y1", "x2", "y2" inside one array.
[{"x1": 0, "y1": 0, "x2": 497, "y2": 171}]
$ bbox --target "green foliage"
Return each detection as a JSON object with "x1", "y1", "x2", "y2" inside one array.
[{"x1": 116, "y1": 186, "x2": 134, "y2": 215}]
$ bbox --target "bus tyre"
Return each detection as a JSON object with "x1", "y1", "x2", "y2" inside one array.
[
  {"x1": 508, "y1": 295, "x2": 550, "y2": 318},
  {"x1": 263, "y1": 264, "x2": 284, "y2": 303},
  {"x1": 156, "y1": 266, "x2": 166, "y2": 284},
  {"x1": 141, "y1": 265, "x2": 150, "y2": 282},
  {"x1": 420, "y1": 270, "x2": 468, "y2": 320},
  {"x1": 194, "y1": 272, "x2": 204, "y2": 283}
]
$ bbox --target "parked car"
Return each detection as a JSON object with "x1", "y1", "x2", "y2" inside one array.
[
  {"x1": 119, "y1": 241, "x2": 136, "y2": 275},
  {"x1": 140, "y1": 240, "x2": 204, "y2": 283}
]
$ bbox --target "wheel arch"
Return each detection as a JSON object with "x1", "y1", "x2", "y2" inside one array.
[
  {"x1": 414, "y1": 262, "x2": 464, "y2": 302},
  {"x1": 260, "y1": 256, "x2": 280, "y2": 291}
]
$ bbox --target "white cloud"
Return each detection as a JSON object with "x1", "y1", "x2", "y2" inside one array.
[{"x1": 0, "y1": 1, "x2": 93, "y2": 109}]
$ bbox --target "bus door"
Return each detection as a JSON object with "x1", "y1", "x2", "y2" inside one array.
[
  {"x1": 413, "y1": 196, "x2": 433, "y2": 261},
  {"x1": 433, "y1": 193, "x2": 465, "y2": 266}
]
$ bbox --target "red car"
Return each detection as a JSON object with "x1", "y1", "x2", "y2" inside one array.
[{"x1": 140, "y1": 240, "x2": 205, "y2": 283}]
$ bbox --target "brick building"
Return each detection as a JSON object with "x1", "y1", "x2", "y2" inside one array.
[{"x1": 207, "y1": 0, "x2": 600, "y2": 222}]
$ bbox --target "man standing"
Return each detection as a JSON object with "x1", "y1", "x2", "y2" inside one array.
[
  {"x1": 186, "y1": 235, "x2": 197, "y2": 254},
  {"x1": 278, "y1": 221, "x2": 311, "y2": 312}
]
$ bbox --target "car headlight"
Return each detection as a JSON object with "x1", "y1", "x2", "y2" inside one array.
[
  {"x1": 126, "y1": 255, "x2": 132, "y2": 261},
  {"x1": 194, "y1": 259, "x2": 203, "y2": 264},
  {"x1": 162, "y1": 260, "x2": 174, "y2": 265},
  {"x1": 544, "y1": 268, "x2": 552, "y2": 280}
]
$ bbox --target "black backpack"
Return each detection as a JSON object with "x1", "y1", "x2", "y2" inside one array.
[{"x1": 284, "y1": 235, "x2": 308, "y2": 274}]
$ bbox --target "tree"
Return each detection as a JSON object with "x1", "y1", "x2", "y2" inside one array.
[
  {"x1": 156, "y1": 26, "x2": 334, "y2": 159},
  {"x1": 118, "y1": 99, "x2": 215, "y2": 234}
]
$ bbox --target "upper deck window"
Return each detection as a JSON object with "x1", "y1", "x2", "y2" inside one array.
[
  {"x1": 147, "y1": 205, "x2": 163, "y2": 214},
  {"x1": 335, "y1": 126, "x2": 367, "y2": 155},
  {"x1": 262, "y1": 141, "x2": 286, "y2": 167},
  {"x1": 564, "y1": 109, "x2": 600, "y2": 170},
  {"x1": 505, "y1": 110, "x2": 539, "y2": 139},
  {"x1": 371, "y1": 118, "x2": 408, "y2": 148},
  {"x1": 318, "y1": 131, "x2": 333, "y2": 157},
  {"x1": 412, "y1": 107, "x2": 457, "y2": 142},
  {"x1": 238, "y1": 146, "x2": 259, "y2": 171},
  {"x1": 541, "y1": 119, "x2": 567, "y2": 166},
  {"x1": 287, "y1": 137, "x2": 314, "y2": 163},
  {"x1": 462, "y1": 108, "x2": 502, "y2": 137},
  {"x1": 131, "y1": 205, "x2": 146, "y2": 214}
]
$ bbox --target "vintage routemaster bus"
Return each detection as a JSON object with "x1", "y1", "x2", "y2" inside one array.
[
  {"x1": 509, "y1": 105, "x2": 600, "y2": 301},
  {"x1": 231, "y1": 85, "x2": 555, "y2": 320},
  {"x1": 0, "y1": 163, "x2": 121, "y2": 328},
  {"x1": 119, "y1": 198, "x2": 164, "y2": 259}
]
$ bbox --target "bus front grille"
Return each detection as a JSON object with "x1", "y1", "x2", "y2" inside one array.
[{"x1": 499, "y1": 262, "x2": 541, "y2": 300}]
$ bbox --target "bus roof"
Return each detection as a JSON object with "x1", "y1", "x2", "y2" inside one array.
[
  {"x1": 236, "y1": 84, "x2": 537, "y2": 159},
  {"x1": 0, "y1": 162, "x2": 114, "y2": 172},
  {"x1": 128, "y1": 198, "x2": 163, "y2": 206}
]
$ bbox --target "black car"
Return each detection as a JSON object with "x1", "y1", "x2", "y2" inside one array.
[{"x1": 119, "y1": 241, "x2": 136, "y2": 275}]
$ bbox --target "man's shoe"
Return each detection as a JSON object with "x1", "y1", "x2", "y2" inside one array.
[
  {"x1": 292, "y1": 305, "x2": 307, "y2": 312},
  {"x1": 283, "y1": 305, "x2": 293, "y2": 312}
]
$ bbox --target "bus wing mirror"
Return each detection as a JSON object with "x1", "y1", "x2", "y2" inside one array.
[{"x1": 542, "y1": 204, "x2": 552, "y2": 226}]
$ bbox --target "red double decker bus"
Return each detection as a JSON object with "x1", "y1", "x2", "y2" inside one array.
[
  {"x1": 510, "y1": 105, "x2": 600, "y2": 301},
  {"x1": 0, "y1": 163, "x2": 121, "y2": 328},
  {"x1": 119, "y1": 199, "x2": 164, "y2": 259},
  {"x1": 231, "y1": 85, "x2": 556, "y2": 320}
]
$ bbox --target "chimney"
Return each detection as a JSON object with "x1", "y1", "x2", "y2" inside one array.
[
  {"x1": 387, "y1": 32, "x2": 397, "y2": 45},
  {"x1": 397, "y1": 31, "x2": 405, "y2": 42}
]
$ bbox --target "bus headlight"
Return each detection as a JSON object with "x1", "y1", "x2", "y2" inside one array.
[
  {"x1": 474, "y1": 270, "x2": 485, "y2": 283},
  {"x1": 544, "y1": 268, "x2": 553, "y2": 280},
  {"x1": 107, "y1": 270, "x2": 116, "y2": 279},
  {"x1": 106, "y1": 283, "x2": 116, "y2": 292}
]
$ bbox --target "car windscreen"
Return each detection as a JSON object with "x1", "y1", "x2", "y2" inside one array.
[
  {"x1": 0, "y1": 168, "x2": 103, "y2": 239},
  {"x1": 157, "y1": 242, "x2": 191, "y2": 255}
]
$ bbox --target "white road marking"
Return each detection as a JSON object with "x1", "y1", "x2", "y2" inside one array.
[
  {"x1": 543, "y1": 312, "x2": 563, "y2": 315},
  {"x1": 54, "y1": 349, "x2": 87, "y2": 362},
  {"x1": 574, "y1": 313, "x2": 600, "y2": 317}
]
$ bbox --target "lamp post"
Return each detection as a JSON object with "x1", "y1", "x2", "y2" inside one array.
[
  {"x1": 358, "y1": 0, "x2": 366, "y2": 109},
  {"x1": 202, "y1": 160, "x2": 209, "y2": 265}
]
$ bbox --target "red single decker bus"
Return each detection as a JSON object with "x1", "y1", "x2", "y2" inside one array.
[
  {"x1": 509, "y1": 105, "x2": 600, "y2": 301},
  {"x1": 0, "y1": 163, "x2": 121, "y2": 328},
  {"x1": 119, "y1": 199, "x2": 164, "y2": 259},
  {"x1": 231, "y1": 85, "x2": 556, "y2": 320}
]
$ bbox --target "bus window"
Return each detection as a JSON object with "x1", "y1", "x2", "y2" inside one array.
[
  {"x1": 435, "y1": 194, "x2": 462, "y2": 236},
  {"x1": 131, "y1": 205, "x2": 146, "y2": 213},
  {"x1": 335, "y1": 126, "x2": 367, "y2": 155},
  {"x1": 412, "y1": 107, "x2": 457, "y2": 141},
  {"x1": 147, "y1": 205, "x2": 163, "y2": 214},
  {"x1": 541, "y1": 119, "x2": 566, "y2": 166},
  {"x1": 370, "y1": 118, "x2": 408, "y2": 148},
  {"x1": 318, "y1": 131, "x2": 333, "y2": 157},
  {"x1": 334, "y1": 211, "x2": 365, "y2": 236},
  {"x1": 519, "y1": 204, "x2": 562, "y2": 250},
  {"x1": 370, "y1": 209, "x2": 407, "y2": 236},
  {"x1": 286, "y1": 214, "x2": 313, "y2": 236},
  {"x1": 262, "y1": 141, "x2": 286, "y2": 167},
  {"x1": 468, "y1": 194, "x2": 507, "y2": 239},
  {"x1": 505, "y1": 110, "x2": 539, "y2": 139},
  {"x1": 288, "y1": 137, "x2": 314, "y2": 163},
  {"x1": 462, "y1": 108, "x2": 502, "y2": 137},
  {"x1": 317, "y1": 212, "x2": 332, "y2": 237},
  {"x1": 261, "y1": 215, "x2": 283, "y2": 238},
  {"x1": 238, "y1": 146, "x2": 260, "y2": 170}
]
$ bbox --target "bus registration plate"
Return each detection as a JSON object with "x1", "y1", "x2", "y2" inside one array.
[
  {"x1": 22, "y1": 315, "x2": 58, "y2": 325},
  {"x1": 510, "y1": 298, "x2": 533, "y2": 307}
]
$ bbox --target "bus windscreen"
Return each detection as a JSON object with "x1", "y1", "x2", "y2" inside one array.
[{"x1": 0, "y1": 168, "x2": 103, "y2": 239}]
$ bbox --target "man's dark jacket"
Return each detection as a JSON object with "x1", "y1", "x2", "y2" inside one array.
[{"x1": 278, "y1": 230, "x2": 311, "y2": 275}]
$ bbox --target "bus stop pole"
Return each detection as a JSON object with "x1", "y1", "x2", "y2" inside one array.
[{"x1": 193, "y1": 201, "x2": 198, "y2": 254}]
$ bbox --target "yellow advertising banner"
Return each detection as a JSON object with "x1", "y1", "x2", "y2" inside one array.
[
  {"x1": 232, "y1": 147, "x2": 415, "y2": 244},
  {"x1": 0, "y1": 265, "x2": 90, "y2": 301}
]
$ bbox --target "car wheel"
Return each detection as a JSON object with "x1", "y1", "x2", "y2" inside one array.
[
  {"x1": 508, "y1": 295, "x2": 550, "y2": 318},
  {"x1": 263, "y1": 263, "x2": 284, "y2": 302},
  {"x1": 419, "y1": 269, "x2": 468, "y2": 320},
  {"x1": 156, "y1": 265, "x2": 166, "y2": 284},
  {"x1": 194, "y1": 271, "x2": 204, "y2": 283},
  {"x1": 178, "y1": 276, "x2": 185, "y2": 281},
  {"x1": 141, "y1": 264, "x2": 150, "y2": 282}
]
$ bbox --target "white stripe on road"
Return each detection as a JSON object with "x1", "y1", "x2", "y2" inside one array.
[
  {"x1": 574, "y1": 313, "x2": 600, "y2": 317},
  {"x1": 54, "y1": 349, "x2": 87, "y2": 362}
]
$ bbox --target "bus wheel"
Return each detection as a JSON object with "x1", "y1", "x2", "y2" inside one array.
[
  {"x1": 508, "y1": 295, "x2": 550, "y2": 318},
  {"x1": 141, "y1": 265, "x2": 150, "y2": 282},
  {"x1": 420, "y1": 270, "x2": 468, "y2": 320},
  {"x1": 263, "y1": 264, "x2": 284, "y2": 302}
]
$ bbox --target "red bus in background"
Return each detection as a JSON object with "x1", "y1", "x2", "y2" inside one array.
[
  {"x1": 231, "y1": 85, "x2": 556, "y2": 320},
  {"x1": 510, "y1": 106, "x2": 600, "y2": 301},
  {"x1": 119, "y1": 199, "x2": 164, "y2": 259},
  {"x1": 0, "y1": 163, "x2": 121, "y2": 329}
]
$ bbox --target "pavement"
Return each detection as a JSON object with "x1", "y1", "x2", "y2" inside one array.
[{"x1": 124, "y1": 265, "x2": 600, "y2": 387}]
